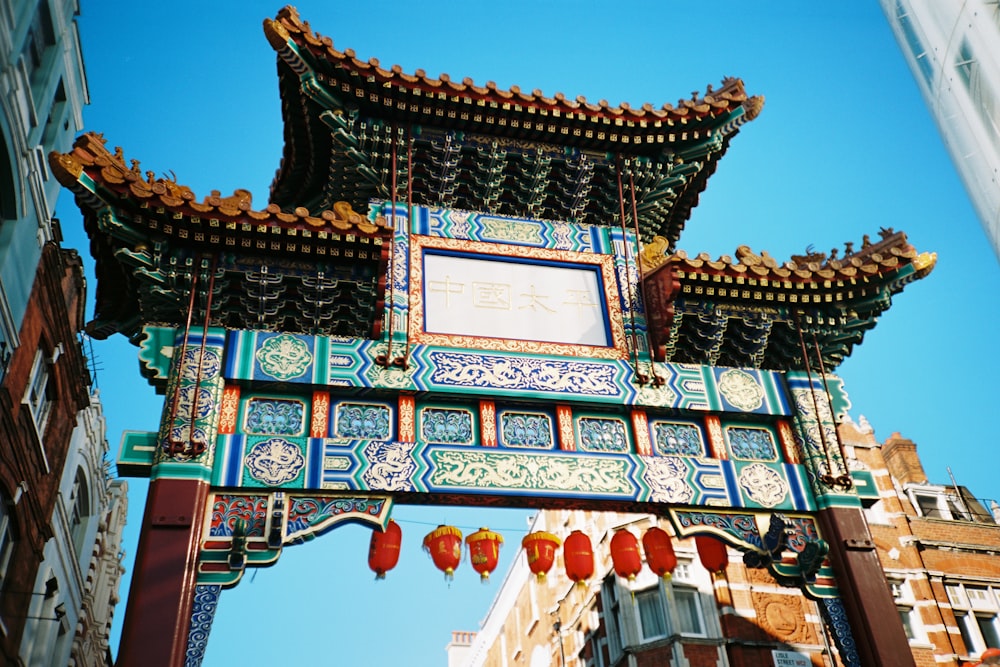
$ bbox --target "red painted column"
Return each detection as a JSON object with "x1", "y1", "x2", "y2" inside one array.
[
  {"x1": 117, "y1": 478, "x2": 209, "y2": 667},
  {"x1": 817, "y1": 505, "x2": 915, "y2": 667}
]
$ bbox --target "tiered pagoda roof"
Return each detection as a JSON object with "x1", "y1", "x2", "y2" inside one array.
[
  {"x1": 50, "y1": 132, "x2": 390, "y2": 341},
  {"x1": 263, "y1": 6, "x2": 763, "y2": 247},
  {"x1": 640, "y1": 231, "x2": 936, "y2": 370},
  {"x1": 50, "y1": 6, "x2": 934, "y2": 371}
]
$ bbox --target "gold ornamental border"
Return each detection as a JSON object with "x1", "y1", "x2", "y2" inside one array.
[{"x1": 408, "y1": 235, "x2": 628, "y2": 360}]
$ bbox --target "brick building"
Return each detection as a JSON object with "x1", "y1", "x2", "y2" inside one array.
[
  {"x1": 0, "y1": 1, "x2": 128, "y2": 665},
  {"x1": 457, "y1": 414, "x2": 1000, "y2": 667}
]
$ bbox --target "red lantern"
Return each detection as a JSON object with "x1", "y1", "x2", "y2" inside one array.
[
  {"x1": 696, "y1": 534, "x2": 729, "y2": 574},
  {"x1": 981, "y1": 648, "x2": 1000, "y2": 665},
  {"x1": 367, "y1": 519, "x2": 402, "y2": 579},
  {"x1": 610, "y1": 529, "x2": 642, "y2": 581},
  {"x1": 521, "y1": 531, "x2": 561, "y2": 582},
  {"x1": 423, "y1": 525, "x2": 463, "y2": 580},
  {"x1": 642, "y1": 526, "x2": 677, "y2": 579},
  {"x1": 563, "y1": 530, "x2": 594, "y2": 584},
  {"x1": 466, "y1": 527, "x2": 503, "y2": 582}
]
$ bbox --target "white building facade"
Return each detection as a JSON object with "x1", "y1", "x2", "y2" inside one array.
[{"x1": 880, "y1": 0, "x2": 1000, "y2": 259}]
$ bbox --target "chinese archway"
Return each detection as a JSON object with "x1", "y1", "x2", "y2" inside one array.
[{"x1": 51, "y1": 6, "x2": 935, "y2": 667}]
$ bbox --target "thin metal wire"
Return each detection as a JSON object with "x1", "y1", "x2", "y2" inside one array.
[
  {"x1": 616, "y1": 155, "x2": 646, "y2": 384},
  {"x1": 810, "y1": 330, "x2": 853, "y2": 488},
  {"x1": 793, "y1": 310, "x2": 836, "y2": 485},
  {"x1": 189, "y1": 254, "x2": 218, "y2": 457},
  {"x1": 167, "y1": 255, "x2": 201, "y2": 456}
]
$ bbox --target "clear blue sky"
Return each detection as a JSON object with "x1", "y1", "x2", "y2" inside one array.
[{"x1": 57, "y1": 2, "x2": 999, "y2": 665}]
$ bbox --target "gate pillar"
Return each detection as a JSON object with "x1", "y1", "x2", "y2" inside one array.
[
  {"x1": 117, "y1": 328, "x2": 225, "y2": 667},
  {"x1": 787, "y1": 372, "x2": 913, "y2": 666},
  {"x1": 117, "y1": 478, "x2": 209, "y2": 667}
]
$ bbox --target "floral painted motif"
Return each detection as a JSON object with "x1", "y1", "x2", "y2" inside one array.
[
  {"x1": 738, "y1": 463, "x2": 788, "y2": 508},
  {"x1": 727, "y1": 427, "x2": 777, "y2": 461},
  {"x1": 500, "y1": 412, "x2": 553, "y2": 449},
  {"x1": 718, "y1": 368, "x2": 765, "y2": 411},
  {"x1": 245, "y1": 438, "x2": 305, "y2": 486},
  {"x1": 245, "y1": 398, "x2": 305, "y2": 436},
  {"x1": 652, "y1": 422, "x2": 704, "y2": 456},
  {"x1": 255, "y1": 334, "x2": 312, "y2": 381},
  {"x1": 578, "y1": 418, "x2": 628, "y2": 453},
  {"x1": 335, "y1": 403, "x2": 391, "y2": 440},
  {"x1": 209, "y1": 495, "x2": 268, "y2": 537},
  {"x1": 421, "y1": 408, "x2": 474, "y2": 445}
]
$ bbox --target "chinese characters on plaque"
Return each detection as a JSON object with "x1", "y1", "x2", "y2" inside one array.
[{"x1": 423, "y1": 253, "x2": 610, "y2": 347}]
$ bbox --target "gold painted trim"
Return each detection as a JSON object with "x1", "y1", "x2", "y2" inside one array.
[{"x1": 408, "y1": 235, "x2": 628, "y2": 359}]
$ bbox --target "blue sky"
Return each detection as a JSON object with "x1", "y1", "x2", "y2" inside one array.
[{"x1": 57, "y1": 2, "x2": 999, "y2": 665}]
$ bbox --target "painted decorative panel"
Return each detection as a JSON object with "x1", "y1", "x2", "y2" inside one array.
[
  {"x1": 208, "y1": 495, "x2": 268, "y2": 537},
  {"x1": 577, "y1": 417, "x2": 629, "y2": 453},
  {"x1": 499, "y1": 411, "x2": 554, "y2": 449},
  {"x1": 333, "y1": 402, "x2": 392, "y2": 440},
  {"x1": 242, "y1": 437, "x2": 307, "y2": 487},
  {"x1": 425, "y1": 449, "x2": 634, "y2": 496},
  {"x1": 244, "y1": 398, "x2": 306, "y2": 436},
  {"x1": 651, "y1": 420, "x2": 705, "y2": 457},
  {"x1": 726, "y1": 426, "x2": 778, "y2": 462},
  {"x1": 255, "y1": 333, "x2": 314, "y2": 381},
  {"x1": 420, "y1": 407, "x2": 474, "y2": 445},
  {"x1": 409, "y1": 235, "x2": 627, "y2": 359}
]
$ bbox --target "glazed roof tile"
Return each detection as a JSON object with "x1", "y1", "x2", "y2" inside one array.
[
  {"x1": 640, "y1": 230, "x2": 936, "y2": 283},
  {"x1": 50, "y1": 132, "x2": 389, "y2": 238},
  {"x1": 264, "y1": 6, "x2": 760, "y2": 127}
]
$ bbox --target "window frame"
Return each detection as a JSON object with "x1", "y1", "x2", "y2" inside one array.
[{"x1": 947, "y1": 583, "x2": 1000, "y2": 656}]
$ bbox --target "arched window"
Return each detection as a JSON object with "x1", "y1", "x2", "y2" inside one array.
[
  {"x1": 0, "y1": 494, "x2": 15, "y2": 593},
  {"x1": 69, "y1": 469, "x2": 89, "y2": 555}
]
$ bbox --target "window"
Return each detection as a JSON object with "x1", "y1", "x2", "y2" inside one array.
[
  {"x1": 0, "y1": 499, "x2": 14, "y2": 593},
  {"x1": 948, "y1": 584, "x2": 1000, "y2": 656},
  {"x1": 24, "y1": 350, "x2": 54, "y2": 438},
  {"x1": 894, "y1": 0, "x2": 934, "y2": 84},
  {"x1": 673, "y1": 587, "x2": 706, "y2": 636},
  {"x1": 890, "y1": 579, "x2": 921, "y2": 642},
  {"x1": 634, "y1": 587, "x2": 668, "y2": 641},
  {"x1": 909, "y1": 487, "x2": 971, "y2": 521},
  {"x1": 600, "y1": 576, "x2": 624, "y2": 664},
  {"x1": 69, "y1": 469, "x2": 89, "y2": 555}
]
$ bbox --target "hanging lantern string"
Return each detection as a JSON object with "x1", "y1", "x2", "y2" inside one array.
[
  {"x1": 393, "y1": 517, "x2": 530, "y2": 535},
  {"x1": 792, "y1": 310, "x2": 837, "y2": 486},
  {"x1": 615, "y1": 154, "x2": 646, "y2": 385},
  {"x1": 809, "y1": 329, "x2": 852, "y2": 489}
]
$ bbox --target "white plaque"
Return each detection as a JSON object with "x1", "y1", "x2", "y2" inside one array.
[
  {"x1": 772, "y1": 650, "x2": 811, "y2": 667},
  {"x1": 422, "y1": 252, "x2": 610, "y2": 347}
]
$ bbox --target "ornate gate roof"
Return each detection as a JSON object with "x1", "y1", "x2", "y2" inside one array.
[{"x1": 262, "y1": 6, "x2": 763, "y2": 247}]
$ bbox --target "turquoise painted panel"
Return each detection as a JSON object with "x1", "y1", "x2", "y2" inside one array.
[
  {"x1": 725, "y1": 425, "x2": 779, "y2": 462},
  {"x1": 577, "y1": 417, "x2": 629, "y2": 453},
  {"x1": 244, "y1": 397, "x2": 306, "y2": 436},
  {"x1": 419, "y1": 406, "x2": 476, "y2": 446},
  {"x1": 498, "y1": 409, "x2": 555, "y2": 449},
  {"x1": 649, "y1": 419, "x2": 705, "y2": 457},
  {"x1": 331, "y1": 401, "x2": 393, "y2": 440}
]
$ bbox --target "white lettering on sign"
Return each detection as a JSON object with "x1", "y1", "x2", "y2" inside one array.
[
  {"x1": 771, "y1": 650, "x2": 811, "y2": 667},
  {"x1": 423, "y1": 252, "x2": 609, "y2": 346}
]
